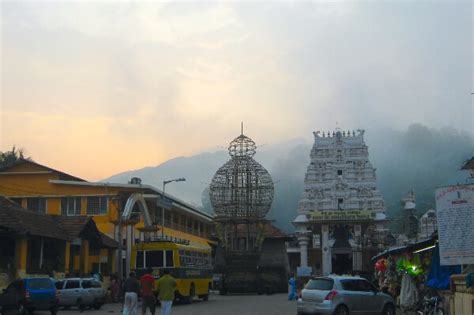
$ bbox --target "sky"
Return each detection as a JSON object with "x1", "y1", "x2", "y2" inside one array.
[{"x1": 1, "y1": 1, "x2": 472, "y2": 181}]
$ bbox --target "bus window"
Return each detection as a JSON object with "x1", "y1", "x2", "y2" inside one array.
[
  {"x1": 146, "y1": 251, "x2": 164, "y2": 268},
  {"x1": 136, "y1": 251, "x2": 144, "y2": 268},
  {"x1": 165, "y1": 250, "x2": 173, "y2": 267}
]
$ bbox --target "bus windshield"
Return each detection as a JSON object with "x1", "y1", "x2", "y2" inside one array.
[{"x1": 136, "y1": 250, "x2": 174, "y2": 268}]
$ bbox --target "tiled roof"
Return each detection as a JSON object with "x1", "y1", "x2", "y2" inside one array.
[
  {"x1": 0, "y1": 196, "x2": 118, "y2": 248},
  {"x1": 0, "y1": 196, "x2": 71, "y2": 240},
  {"x1": 262, "y1": 224, "x2": 288, "y2": 239},
  {"x1": 52, "y1": 216, "x2": 118, "y2": 248},
  {"x1": 52, "y1": 216, "x2": 95, "y2": 239},
  {"x1": 0, "y1": 158, "x2": 86, "y2": 181},
  {"x1": 462, "y1": 157, "x2": 474, "y2": 170},
  {"x1": 234, "y1": 222, "x2": 289, "y2": 239},
  {"x1": 100, "y1": 233, "x2": 119, "y2": 248}
]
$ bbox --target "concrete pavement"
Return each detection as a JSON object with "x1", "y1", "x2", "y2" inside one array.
[{"x1": 34, "y1": 293, "x2": 297, "y2": 315}]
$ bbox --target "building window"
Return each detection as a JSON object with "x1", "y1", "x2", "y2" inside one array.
[
  {"x1": 194, "y1": 221, "x2": 199, "y2": 235},
  {"x1": 165, "y1": 212, "x2": 171, "y2": 227},
  {"x1": 180, "y1": 215, "x2": 186, "y2": 231},
  {"x1": 155, "y1": 208, "x2": 162, "y2": 225},
  {"x1": 61, "y1": 197, "x2": 81, "y2": 216},
  {"x1": 87, "y1": 196, "x2": 108, "y2": 215},
  {"x1": 27, "y1": 197, "x2": 46, "y2": 213},
  {"x1": 10, "y1": 198, "x2": 22, "y2": 207},
  {"x1": 337, "y1": 170, "x2": 343, "y2": 176},
  {"x1": 173, "y1": 214, "x2": 179, "y2": 228},
  {"x1": 338, "y1": 198, "x2": 344, "y2": 210},
  {"x1": 187, "y1": 218, "x2": 193, "y2": 233}
]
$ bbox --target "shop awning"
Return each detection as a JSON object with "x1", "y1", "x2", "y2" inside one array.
[{"x1": 372, "y1": 237, "x2": 437, "y2": 261}]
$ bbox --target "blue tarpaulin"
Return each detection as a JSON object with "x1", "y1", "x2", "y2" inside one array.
[{"x1": 426, "y1": 246, "x2": 461, "y2": 290}]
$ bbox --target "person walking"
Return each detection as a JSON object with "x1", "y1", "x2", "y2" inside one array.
[
  {"x1": 288, "y1": 274, "x2": 297, "y2": 301},
  {"x1": 156, "y1": 269, "x2": 177, "y2": 315},
  {"x1": 140, "y1": 268, "x2": 156, "y2": 315},
  {"x1": 123, "y1": 271, "x2": 140, "y2": 315},
  {"x1": 110, "y1": 273, "x2": 121, "y2": 303}
]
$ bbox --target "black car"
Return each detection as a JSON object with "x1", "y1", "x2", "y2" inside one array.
[{"x1": 0, "y1": 278, "x2": 58, "y2": 315}]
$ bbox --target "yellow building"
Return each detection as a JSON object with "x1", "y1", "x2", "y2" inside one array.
[
  {"x1": 0, "y1": 196, "x2": 118, "y2": 288},
  {"x1": 0, "y1": 159, "x2": 214, "y2": 281}
]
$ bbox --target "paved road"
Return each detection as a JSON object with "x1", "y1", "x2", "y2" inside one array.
[{"x1": 33, "y1": 293, "x2": 297, "y2": 315}]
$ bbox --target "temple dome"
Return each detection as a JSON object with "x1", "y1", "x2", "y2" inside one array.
[{"x1": 210, "y1": 133, "x2": 273, "y2": 220}]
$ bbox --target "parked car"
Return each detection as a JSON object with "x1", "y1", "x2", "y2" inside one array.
[
  {"x1": 0, "y1": 277, "x2": 58, "y2": 315},
  {"x1": 55, "y1": 278, "x2": 106, "y2": 310},
  {"x1": 297, "y1": 275, "x2": 395, "y2": 315}
]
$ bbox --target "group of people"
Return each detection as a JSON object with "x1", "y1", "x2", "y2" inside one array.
[{"x1": 120, "y1": 268, "x2": 177, "y2": 315}]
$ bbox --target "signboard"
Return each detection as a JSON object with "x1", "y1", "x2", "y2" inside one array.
[
  {"x1": 306, "y1": 210, "x2": 375, "y2": 221},
  {"x1": 312, "y1": 234, "x2": 321, "y2": 249},
  {"x1": 297, "y1": 266, "x2": 312, "y2": 277},
  {"x1": 435, "y1": 184, "x2": 474, "y2": 266},
  {"x1": 157, "y1": 197, "x2": 173, "y2": 210}
]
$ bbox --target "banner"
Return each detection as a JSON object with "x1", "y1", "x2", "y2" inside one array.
[
  {"x1": 435, "y1": 184, "x2": 474, "y2": 265},
  {"x1": 306, "y1": 210, "x2": 375, "y2": 221}
]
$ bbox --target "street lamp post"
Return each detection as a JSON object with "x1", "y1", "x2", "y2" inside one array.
[{"x1": 161, "y1": 178, "x2": 185, "y2": 238}]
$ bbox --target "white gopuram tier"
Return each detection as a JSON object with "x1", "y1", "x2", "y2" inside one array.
[
  {"x1": 293, "y1": 129, "x2": 388, "y2": 276},
  {"x1": 298, "y1": 129, "x2": 385, "y2": 216}
]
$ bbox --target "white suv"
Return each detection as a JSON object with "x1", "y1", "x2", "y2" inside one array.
[
  {"x1": 55, "y1": 278, "x2": 106, "y2": 310},
  {"x1": 297, "y1": 275, "x2": 395, "y2": 315}
]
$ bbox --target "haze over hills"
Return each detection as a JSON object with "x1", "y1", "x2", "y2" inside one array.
[{"x1": 104, "y1": 124, "x2": 474, "y2": 233}]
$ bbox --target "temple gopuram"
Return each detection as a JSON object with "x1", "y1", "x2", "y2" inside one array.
[{"x1": 292, "y1": 129, "x2": 389, "y2": 276}]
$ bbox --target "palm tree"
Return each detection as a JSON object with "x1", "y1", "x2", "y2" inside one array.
[{"x1": 0, "y1": 146, "x2": 32, "y2": 167}]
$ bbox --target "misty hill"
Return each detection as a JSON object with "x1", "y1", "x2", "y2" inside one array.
[{"x1": 104, "y1": 124, "x2": 474, "y2": 233}]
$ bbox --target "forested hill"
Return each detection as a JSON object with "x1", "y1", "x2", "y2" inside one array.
[{"x1": 104, "y1": 124, "x2": 474, "y2": 232}]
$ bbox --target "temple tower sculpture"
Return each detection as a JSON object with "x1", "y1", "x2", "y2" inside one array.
[{"x1": 293, "y1": 129, "x2": 388, "y2": 276}]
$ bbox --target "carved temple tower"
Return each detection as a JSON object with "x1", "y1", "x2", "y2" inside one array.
[{"x1": 293, "y1": 129, "x2": 388, "y2": 275}]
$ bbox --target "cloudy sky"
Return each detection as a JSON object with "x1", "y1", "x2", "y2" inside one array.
[{"x1": 1, "y1": 1, "x2": 472, "y2": 181}]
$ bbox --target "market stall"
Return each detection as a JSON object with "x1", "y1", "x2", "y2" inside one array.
[{"x1": 372, "y1": 235, "x2": 461, "y2": 314}]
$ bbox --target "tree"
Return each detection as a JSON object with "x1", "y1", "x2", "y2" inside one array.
[{"x1": 0, "y1": 146, "x2": 31, "y2": 168}]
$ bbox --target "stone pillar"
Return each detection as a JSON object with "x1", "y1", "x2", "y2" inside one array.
[
  {"x1": 64, "y1": 242, "x2": 71, "y2": 274},
  {"x1": 352, "y1": 224, "x2": 362, "y2": 271},
  {"x1": 321, "y1": 225, "x2": 332, "y2": 276},
  {"x1": 108, "y1": 248, "x2": 116, "y2": 274},
  {"x1": 80, "y1": 240, "x2": 90, "y2": 276},
  {"x1": 80, "y1": 240, "x2": 90, "y2": 275},
  {"x1": 126, "y1": 225, "x2": 133, "y2": 276},
  {"x1": 15, "y1": 237, "x2": 28, "y2": 278},
  {"x1": 298, "y1": 235, "x2": 310, "y2": 267},
  {"x1": 353, "y1": 250, "x2": 362, "y2": 271}
]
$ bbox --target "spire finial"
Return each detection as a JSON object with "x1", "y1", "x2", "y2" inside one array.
[{"x1": 241, "y1": 121, "x2": 244, "y2": 135}]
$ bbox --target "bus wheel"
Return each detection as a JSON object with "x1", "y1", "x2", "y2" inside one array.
[
  {"x1": 201, "y1": 284, "x2": 211, "y2": 301},
  {"x1": 184, "y1": 284, "x2": 195, "y2": 304}
]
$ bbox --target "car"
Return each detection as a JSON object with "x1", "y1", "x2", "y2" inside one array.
[
  {"x1": 0, "y1": 278, "x2": 58, "y2": 315},
  {"x1": 297, "y1": 275, "x2": 395, "y2": 315},
  {"x1": 55, "y1": 278, "x2": 106, "y2": 310}
]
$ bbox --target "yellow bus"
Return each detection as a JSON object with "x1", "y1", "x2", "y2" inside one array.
[{"x1": 131, "y1": 239, "x2": 213, "y2": 303}]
